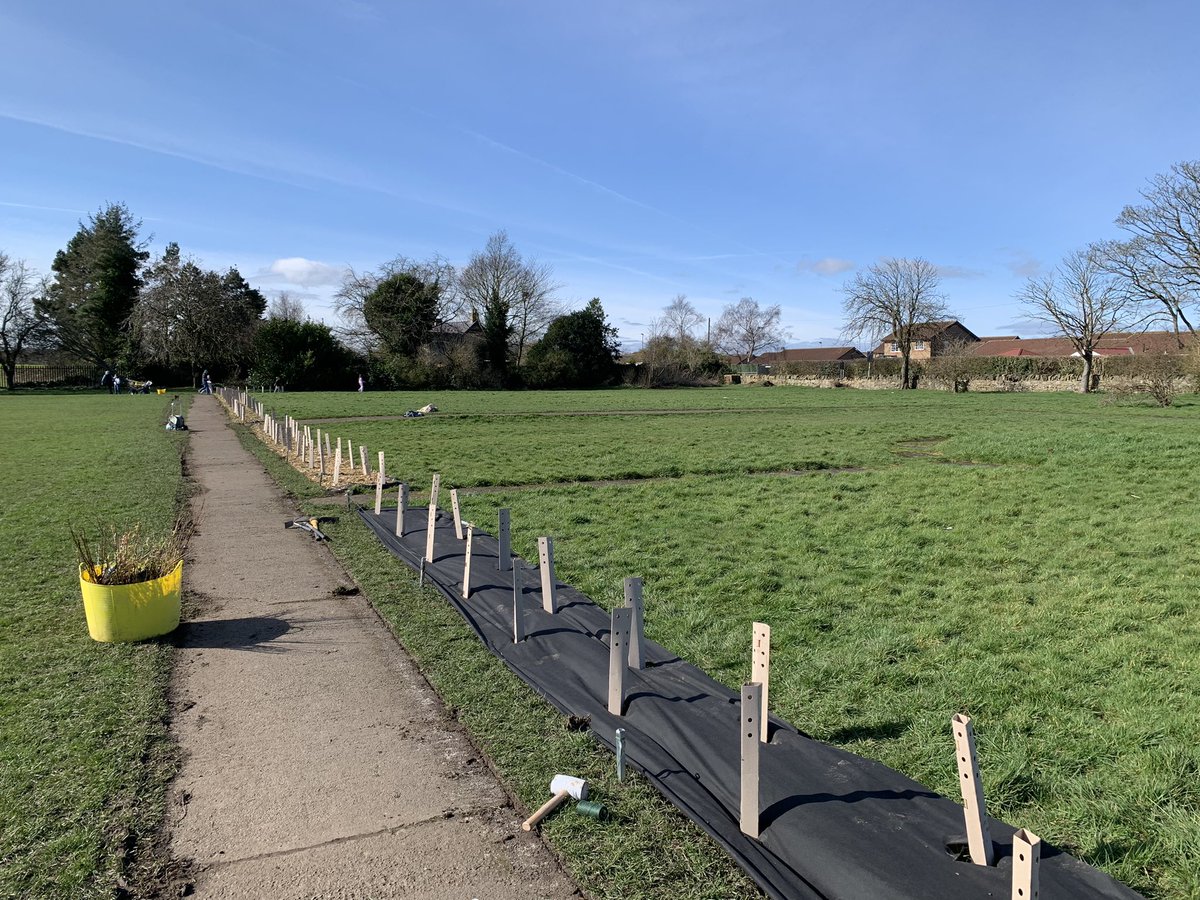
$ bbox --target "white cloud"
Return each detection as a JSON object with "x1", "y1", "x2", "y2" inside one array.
[
  {"x1": 798, "y1": 257, "x2": 855, "y2": 276},
  {"x1": 267, "y1": 257, "x2": 346, "y2": 287}
]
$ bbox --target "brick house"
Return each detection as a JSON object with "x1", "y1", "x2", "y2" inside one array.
[{"x1": 872, "y1": 320, "x2": 980, "y2": 359}]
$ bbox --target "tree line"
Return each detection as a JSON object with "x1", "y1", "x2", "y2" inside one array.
[
  {"x1": 841, "y1": 159, "x2": 1200, "y2": 392},
  {"x1": 0, "y1": 214, "x2": 628, "y2": 391}
]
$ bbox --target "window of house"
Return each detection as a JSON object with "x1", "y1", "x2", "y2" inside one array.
[
  {"x1": 889, "y1": 341, "x2": 898, "y2": 352},
  {"x1": 915, "y1": 340, "x2": 925, "y2": 350}
]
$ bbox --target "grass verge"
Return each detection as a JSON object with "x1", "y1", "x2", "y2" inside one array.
[{"x1": 0, "y1": 393, "x2": 189, "y2": 899}]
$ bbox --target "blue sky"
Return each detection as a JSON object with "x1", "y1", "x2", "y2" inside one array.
[{"x1": 2, "y1": 1, "x2": 1199, "y2": 350}]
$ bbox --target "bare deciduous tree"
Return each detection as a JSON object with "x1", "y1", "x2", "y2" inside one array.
[
  {"x1": 268, "y1": 291, "x2": 306, "y2": 322},
  {"x1": 714, "y1": 297, "x2": 785, "y2": 364},
  {"x1": 842, "y1": 257, "x2": 948, "y2": 389},
  {"x1": 458, "y1": 230, "x2": 560, "y2": 367},
  {"x1": 0, "y1": 253, "x2": 51, "y2": 389},
  {"x1": 1114, "y1": 160, "x2": 1200, "y2": 343},
  {"x1": 661, "y1": 294, "x2": 705, "y2": 345},
  {"x1": 1018, "y1": 247, "x2": 1146, "y2": 393}
]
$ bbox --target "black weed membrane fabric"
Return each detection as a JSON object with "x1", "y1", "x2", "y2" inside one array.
[{"x1": 361, "y1": 506, "x2": 1142, "y2": 900}]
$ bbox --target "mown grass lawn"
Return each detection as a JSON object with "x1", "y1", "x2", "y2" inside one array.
[
  {"x1": 259, "y1": 385, "x2": 1200, "y2": 899},
  {"x1": 0, "y1": 392, "x2": 186, "y2": 899}
]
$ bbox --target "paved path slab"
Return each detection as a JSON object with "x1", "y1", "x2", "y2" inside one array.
[{"x1": 168, "y1": 395, "x2": 578, "y2": 899}]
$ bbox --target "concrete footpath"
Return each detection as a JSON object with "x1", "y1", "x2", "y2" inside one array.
[{"x1": 167, "y1": 395, "x2": 578, "y2": 899}]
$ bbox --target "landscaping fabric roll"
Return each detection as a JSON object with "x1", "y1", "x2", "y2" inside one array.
[{"x1": 360, "y1": 507, "x2": 1142, "y2": 900}]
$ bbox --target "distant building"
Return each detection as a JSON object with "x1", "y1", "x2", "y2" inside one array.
[
  {"x1": 751, "y1": 347, "x2": 865, "y2": 366},
  {"x1": 872, "y1": 320, "x2": 980, "y2": 359},
  {"x1": 969, "y1": 331, "x2": 1193, "y2": 358}
]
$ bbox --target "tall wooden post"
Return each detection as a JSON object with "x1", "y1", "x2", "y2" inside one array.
[
  {"x1": 374, "y1": 472, "x2": 384, "y2": 515},
  {"x1": 538, "y1": 536, "x2": 557, "y2": 613},
  {"x1": 378, "y1": 450, "x2": 385, "y2": 483},
  {"x1": 741, "y1": 682, "x2": 763, "y2": 839},
  {"x1": 424, "y1": 475, "x2": 441, "y2": 563},
  {"x1": 624, "y1": 577, "x2": 644, "y2": 670},
  {"x1": 753, "y1": 623, "x2": 771, "y2": 743},
  {"x1": 450, "y1": 489, "x2": 463, "y2": 540},
  {"x1": 332, "y1": 444, "x2": 343, "y2": 487},
  {"x1": 497, "y1": 508, "x2": 511, "y2": 571},
  {"x1": 359, "y1": 445, "x2": 368, "y2": 476},
  {"x1": 608, "y1": 607, "x2": 632, "y2": 716},
  {"x1": 952, "y1": 714, "x2": 994, "y2": 866},
  {"x1": 512, "y1": 561, "x2": 525, "y2": 643},
  {"x1": 346, "y1": 438, "x2": 354, "y2": 472},
  {"x1": 395, "y1": 483, "x2": 408, "y2": 537},
  {"x1": 461, "y1": 523, "x2": 474, "y2": 599}
]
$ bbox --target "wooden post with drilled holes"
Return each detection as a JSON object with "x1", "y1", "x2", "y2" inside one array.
[
  {"x1": 1011, "y1": 828, "x2": 1040, "y2": 900},
  {"x1": 462, "y1": 523, "x2": 474, "y2": 599},
  {"x1": 741, "y1": 681, "x2": 762, "y2": 838},
  {"x1": 378, "y1": 450, "x2": 385, "y2": 483},
  {"x1": 374, "y1": 472, "x2": 383, "y2": 515},
  {"x1": 953, "y1": 713, "x2": 994, "y2": 866},
  {"x1": 753, "y1": 623, "x2": 770, "y2": 743},
  {"x1": 332, "y1": 444, "x2": 342, "y2": 487},
  {"x1": 624, "y1": 577, "x2": 644, "y2": 669},
  {"x1": 425, "y1": 474, "x2": 441, "y2": 563},
  {"x1": 395, "y1": 483, "x2": 408, "y2": 537},
  {"x1": 538, "y1": 536, "x2": 557, "y2": 613},
  {"x1": 608, "y1": 607, "x2": 632, "y2": 715},
  {"x1": 497, "y1": 508, "x2": 511, "y2": 571},
  {"x1": 450, "y1": 489, "x2": 463, "y2": 539}
]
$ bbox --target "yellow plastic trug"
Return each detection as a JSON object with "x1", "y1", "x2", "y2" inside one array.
[{"x1": 79, "y1": 559, "x2": 183, "y2": 642}]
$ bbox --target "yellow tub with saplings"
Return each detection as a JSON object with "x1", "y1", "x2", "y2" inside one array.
[{"x1": 79, "y1": 560, "x2": 183, "y2": 642}]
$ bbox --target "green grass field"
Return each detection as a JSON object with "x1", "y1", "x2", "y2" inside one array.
[
  {"x1": 7, "y1": 385, "x2": 1195, "y2": 898},
  {"x1": 0, "y1": 393, "x2": 186, "y2": 900},
  {"x1": 260, "y1": 386, "x2": 1200, "y2": 899}
]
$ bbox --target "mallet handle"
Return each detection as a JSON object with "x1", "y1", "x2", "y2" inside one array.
[{"x1": 521, "y1": 789, "x2": 570, "y2": 831}]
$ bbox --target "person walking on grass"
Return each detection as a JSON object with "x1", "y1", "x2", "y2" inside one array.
[{"x1": 357, "y1": 374, "x2": 364, "y2": 392}]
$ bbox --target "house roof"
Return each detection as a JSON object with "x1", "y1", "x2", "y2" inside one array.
[
  {"x1": 431, "y1": 319, "x2": 482, "y2": 336},
  {"x1": 970, "y1": 331, "x2": 1192, "y2": 358},
  {"x1": 753, "y1": 347, "x2": 865, "y2": 364},
  {"x1": 875, "y1": 319, "x2": 980, "y2": 345}
]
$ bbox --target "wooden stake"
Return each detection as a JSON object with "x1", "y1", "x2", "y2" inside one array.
[
  {"x1": 538, "y1": 536, "x2": 557, "y2": 614},
  {"x1": 753, "y1": 623, "x2": 771, "y2": 743},
  {"x1": 395, "y1": 483, "x2": 408, "y2": 537},
  {"x1": 497, "y1": 508, "x2": 511, "y2": 571},
  {"x1": 332, "y1": 444, "x2": 342, "y2": 486},
  {"x1": 450, "y1": 489, "x2": 463, "y2": 539},
  {"x1": 374, "y1": 472, "x2": 383, "y2": 515},
  {"x1": 1011, "y1": 828, "x2": 1040, "y2": 900},
  {"x1": 359, "y1": 445, "x2": 369, "y2": 476},
  {"x1": 512, "y1": 561, "x2": 525, "y2": 643},
  {"x1": 318, "y1": 436, "x2": 326, "y2": 484},
  {"x1": 429, "y1": 473, "x2": 441, "y2": 509},
  {"x1": 624, "y1": 577, "x2": 644, "y2": 670},
  {"x1": 608, "y1": 607, "x2": 632, "y2": 716},
  {"x1": 741, "y1": 681, "x2": 762, "y2": 838},
  {"x1": 425, "y1": 477, "x2": 440, "y2": 563},
  {"x1": 346, "y1": 438, "x2": 354, "y2": 472},
  {"x1": 462, "y1": 523, "x2": 474, "y2": 599},
  {"x1": 378, "y1": 450, "x2": 385, "y2": 482},
  {"x1": 952, "y1": 714, "x2": 994, "y2": 866},
  {"x1": 324, "y1": 431, "x2": 331, "y2": 460}
]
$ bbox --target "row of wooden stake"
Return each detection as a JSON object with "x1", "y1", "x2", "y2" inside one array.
[
  {"x1": 217, "y1": 387, "x2": 383, "y2": 487},
  {"x1": 404, "y1": 470, "x2": 1043, "y2": 900},
  {"x1": 219, "y1": 391, "x2": 1043, "y2": 898}
]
